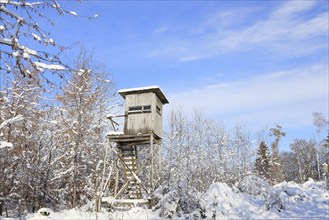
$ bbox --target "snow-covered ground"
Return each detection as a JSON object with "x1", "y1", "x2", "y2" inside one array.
[{"x1": 3, "y1": 178, "x2": 327, "y2": 220}]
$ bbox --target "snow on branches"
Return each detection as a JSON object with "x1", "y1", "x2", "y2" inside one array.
[{"x1": 0, "y1": 0, "x2": 97, "y2": 84}]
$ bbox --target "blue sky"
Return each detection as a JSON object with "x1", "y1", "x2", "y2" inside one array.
[{"x1": 45, "y1": 0, "x2": 328, "y2": 150}]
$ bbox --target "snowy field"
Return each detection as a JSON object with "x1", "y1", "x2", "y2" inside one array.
[{"x1": 2, "y1": 178, "x2": 328, "y2": 220}]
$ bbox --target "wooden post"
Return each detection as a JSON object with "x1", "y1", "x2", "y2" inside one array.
[
  {"x1": 18, "y1": 199, "x2": 22, "y2": 220},
  {"x1": 158, "y1": 140, "x2": 162, "y2": 182},
  {"x1": 150, "y1": 134, "x2": 154, "y2": 191},
  {"x1": 96, "y1": 139, "x2": 109, "y2": 212},
  {"x1": 114, "y1": 158, "x2": 120, "y2": 197},
  {"x1": 103, "y1": 160, "x2": 114, "y2": 192},
  {"x1": 0, "y1": 199, "x2": 3, "y2": 216}
]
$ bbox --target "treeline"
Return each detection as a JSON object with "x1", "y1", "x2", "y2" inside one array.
[
  {"x1": 0, "y1": 0, "x2": 105, "y2": 216},
  {"x1": 1, "y1": 81, "x2": 328, "y2": 215},
  {"x1": 1, "y1": 73, "x2": 328, "y2": 216},
  {"x1": 160, "y1": 108, "x2": 329, "y2": 194},
  {"x1": 0, "y1": 51, "x2": 117, "y2": 215}
]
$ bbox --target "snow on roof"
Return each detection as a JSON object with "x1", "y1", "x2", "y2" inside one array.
[
  {"x1": 118, "y1": 86, "x2": 169, "y2": 104},
  {"x1": 118, "y1": 85, "x2": 160, "y2": 93}
]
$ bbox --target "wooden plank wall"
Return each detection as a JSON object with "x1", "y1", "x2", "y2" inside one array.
[
  {"x1": 124, "y1": 93, "x2": 163, "y2": 138},
  {"x1": 152, "y1": 93, "x2": 163, "y2": 138}
]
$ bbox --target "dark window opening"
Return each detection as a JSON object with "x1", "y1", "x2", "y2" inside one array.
[
  {"x1": 156, "y1": 106, "x2": 161, "y2": 115},
  {"x1": 143, "y1": 105, "x2": 151, "y2": 112},
  {"x1": 128, "y1": 106, "x2": 142, "y2": 112},
  {"x1": 128, "y1": 105, "x2": 152, "y2": 113}
]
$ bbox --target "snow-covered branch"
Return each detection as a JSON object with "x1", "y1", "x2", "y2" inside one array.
[
  {"x1": 0, "y1": 0, "x2": 97, "y2": 85},
  {"x1": 0, "y1": 114, "x2": 23, "y2": 130}
]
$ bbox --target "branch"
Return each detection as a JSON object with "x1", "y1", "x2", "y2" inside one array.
[{"x1": 0, "y1": 5, "x2": 23, "y2": 20}]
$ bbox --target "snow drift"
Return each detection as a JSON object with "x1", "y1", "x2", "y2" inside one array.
[{"x1": 8, "y1": 178, "x2": 329, "y2": 219}]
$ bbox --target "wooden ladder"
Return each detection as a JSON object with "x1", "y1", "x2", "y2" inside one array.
[{"x1": 120, "y1": 145, "x2": 142, "y2": 199}]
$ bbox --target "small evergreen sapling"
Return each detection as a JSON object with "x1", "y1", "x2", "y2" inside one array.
[{"x1": 254, "y1": 141, "x2": 273, "y2": 182}]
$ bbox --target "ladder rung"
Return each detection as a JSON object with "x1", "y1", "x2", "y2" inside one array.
[
  {"x1": 121, "y1": 149, "x2": 135, "y2": 152},
  {"x1": 125, "y1": 164, "x2": 136, "y2": 168},
  {"x1": 128, "y1": 186, "x2": 139, "y2": 190},
  {"x1": 125, "y1": 171, "x2": 136, "y2": 174},
  {"x1": 123, "y1": 157, "x2": 137, "y2": 160},
  {"x1": 125, "y1": 170, "x2": 137, "y2": 173},
  {"x1": 124, "y1": 161, "x2": 137, "y2": 164},
  {"x1": 121, "y1": 155, "x2": 134, "y2": 158},
  {"x1": 128, "y1": 192, "x2": 141, "y2": 195}
]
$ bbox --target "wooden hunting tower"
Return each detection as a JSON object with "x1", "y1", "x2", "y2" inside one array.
[
  {"x1": 119, "y1": 86, "x2": 169, "y2": 139},
  {"x1": 100, "y1": 86, "x2": 169, "y2": 207}
]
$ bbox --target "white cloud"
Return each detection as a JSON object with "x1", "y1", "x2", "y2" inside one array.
[
  {"x1": 147, "y1": 1, "x2": 328, "y2": 62},
  {"x1": 167, "y1": 64, "x2": 328, "y2": 128},
  {"x1": 272, "y1": 0, "x2": 316, "y2": 19},
  {"x1": 153, "y1": 26, "x2": 169, "y2": 33},
  {"x1": 178, "y1": 55, "x2": 204, "y2": 62},
  {"x1": 208, "y1": 3, "x2": 328, "y2": 57},
  {"x1": 193, "y1": 7, "x2": 262, "y2": 33}
]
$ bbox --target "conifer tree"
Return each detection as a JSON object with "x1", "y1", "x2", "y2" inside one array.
[{"x1": 254, "y1": 141, "x2": 272, "y2": 181}]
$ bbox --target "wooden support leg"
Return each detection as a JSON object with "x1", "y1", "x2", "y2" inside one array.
[
  {"x1": 150, "y1": 134, "x2": 154, "y2": 191},
  {"x1": 103, "y1": 160, "x2": 114, "y2": 192},
  {"x1": 158, "y1": 140, "x2": 162, "y2": 182},
  {"x1": 97, "y1": 138, "x2": 110, "y2": 212},
  {"x1": 114, "y1": 158, "x2": 120, "y2": 197}
]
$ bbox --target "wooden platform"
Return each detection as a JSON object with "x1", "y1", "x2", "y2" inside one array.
[
  {"x1": 101, "y1": 197, "x2": 149, "y2": 207},
  {"x1": 107, "y1": 133, "x2": 159, "y2": 146}
]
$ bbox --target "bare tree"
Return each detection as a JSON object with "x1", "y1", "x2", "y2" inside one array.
[
  {"x1": 162, "y1": 108, "x2": 256, "y2": 191},
  {"x1": 0, "y1": 71, "x2": 48, "y2": 214},
  {"x1": 312, "y1": 112, "x2": 328, "y2": 180},
  {"x1": 269, "y1": 125, "x2": 286, "y2": 184},
  {"x1": 280, "y1": 151, "x2": 299, "y2": 182},
  {"x1": 231, "y1": 123, "x2": 254, "y2": 182},
  {"x1": 56, "y1": 49, "x2": 116, "y2": 208},
  {"x1": 162, "y1": 107, "x2": 188, "y2": 190},
  {"x1": 290, "y1": 139, "x2": 317, "y2": 182},
  {"x1": 211, "y1": 121, "x2": 230, "y2": 182}
]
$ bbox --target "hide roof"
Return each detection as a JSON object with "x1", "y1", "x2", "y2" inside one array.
[{"x1": 118, "y1": 86, "x2": 169, "y2": 104}]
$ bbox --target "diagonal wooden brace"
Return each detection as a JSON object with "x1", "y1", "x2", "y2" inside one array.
[{"x1": 110, "y1": 144, "x2": 149, "y2": 196}]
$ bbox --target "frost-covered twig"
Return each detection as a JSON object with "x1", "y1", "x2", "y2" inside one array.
[
  {"x1": 0, "y1": 0, "x2": 97, "y2": 86},
  {"x1": 0, "y1": 114, "x2": 23, "y2": 130}
]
